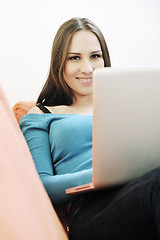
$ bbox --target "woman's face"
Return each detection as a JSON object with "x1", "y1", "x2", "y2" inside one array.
[{"x1": 63, "y1": 30, "x2": 104, "y2": 99}]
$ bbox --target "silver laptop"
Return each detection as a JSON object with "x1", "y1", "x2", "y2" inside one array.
[{"x1": 66, "y1": 67, "x2": 160, "y2": 195}]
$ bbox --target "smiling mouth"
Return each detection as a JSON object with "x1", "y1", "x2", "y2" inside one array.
[{"x1": 76, "y1": 77, "x2": 92, "y2": 83}]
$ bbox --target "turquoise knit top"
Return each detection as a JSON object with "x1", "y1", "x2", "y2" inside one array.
[{"x1": 20, "y1": 114, "x2": 93, "y2": 205}]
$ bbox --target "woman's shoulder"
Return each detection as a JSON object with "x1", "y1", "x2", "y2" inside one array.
[
  {"x1": 20, "y1": 106, "x2": 54, "y2": 127},
  {"x1": 28, "y1": 104, "x2": 93, "y2": 115},
  {"x1": 28, "y1": 105, "x2": 65, "y2": 114},
  {"x1": 28, "y1": 105, "x2": 44, "y2": 114}
]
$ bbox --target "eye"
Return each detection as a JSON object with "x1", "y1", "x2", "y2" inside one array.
[
  {"x1": 91, "y1": 53, "x2": 102, "y2": 59},
  {"x1": 91, "y1": 54, "x2": 102, "y2": 59},
  {"x1": 68, "y1": 56, "x2": 80, "y2": 61}
]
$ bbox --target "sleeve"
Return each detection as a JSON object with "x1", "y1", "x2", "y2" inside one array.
[{"x1": 20, "y1": 116, "x2": 92, "y2": 205}]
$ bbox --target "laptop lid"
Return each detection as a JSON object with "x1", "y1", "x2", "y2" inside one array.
[{"x1": 92, "y1": 66, "x2": 160, "y2": 188}]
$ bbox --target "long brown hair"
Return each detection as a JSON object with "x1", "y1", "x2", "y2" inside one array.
[{"x1": 37, "y1": 17, "x2": 111, "y2": 106}]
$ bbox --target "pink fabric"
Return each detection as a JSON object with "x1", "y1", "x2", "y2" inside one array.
[
  {"x1": 12, "y1": 101, "x2": 69, "y2": 231},
  {"x1": 0, "y1": 84, "x2": 68, "y2": 240}
]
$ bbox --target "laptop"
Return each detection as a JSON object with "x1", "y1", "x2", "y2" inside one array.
[{"x1": 66, "y1": 67, "x2": 160, "y2": 195}]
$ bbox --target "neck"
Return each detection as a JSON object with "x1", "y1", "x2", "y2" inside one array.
[
  {"x1": 73, "y1": 94, "x2": 92, "y2": 108},
  {"x1": 69, "y1": 94, "x2": 93, "y2": 115}
]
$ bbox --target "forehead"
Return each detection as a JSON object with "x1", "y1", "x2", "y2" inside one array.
[{"x1": 68, "y1": 30, "x2": 101, "y2": 52}]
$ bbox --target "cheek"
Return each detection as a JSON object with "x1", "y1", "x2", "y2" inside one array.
[
  {"x1": 100, "y1": 59, "x2": 105, "y2": 67},
  {"x1": 64, "y1": 62, "x2": 76, "y2": 78},
  {"x1": 94, "y1": 59, "x2": 105, "y2": 69}
]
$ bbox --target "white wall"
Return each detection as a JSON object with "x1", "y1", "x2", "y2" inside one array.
[{"x1": 0, "y1": 0, "x2": 160, "y2": 106}]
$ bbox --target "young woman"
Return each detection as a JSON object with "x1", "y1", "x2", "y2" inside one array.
[{"x1": 20, "y1": 18, "x2": 160, "y2": 239}]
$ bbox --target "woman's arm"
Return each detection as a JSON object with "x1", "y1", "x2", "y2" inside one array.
[
  {"x1": 42, "y1": 169, "x2": 92, "y2": 205},
  {"x1": 20, "y1": 115, "x2": 92, "y2": 205}
]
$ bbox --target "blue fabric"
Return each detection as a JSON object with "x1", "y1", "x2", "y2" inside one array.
[{"x1": 20, "y1": 114, "x2": 93, "y2": 205}]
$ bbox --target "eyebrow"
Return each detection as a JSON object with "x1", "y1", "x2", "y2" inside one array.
[{"x1": 68, "y1": 50, "x2": 102, "y2": 55}]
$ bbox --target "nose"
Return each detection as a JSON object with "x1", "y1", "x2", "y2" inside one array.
[{"x1": 80, "y1": 59, "x2": 93, "y2": 75}]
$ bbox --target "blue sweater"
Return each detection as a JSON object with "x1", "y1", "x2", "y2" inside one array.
[{"x1": 20, "y1": 114, "x2": 93, "y2": 205}]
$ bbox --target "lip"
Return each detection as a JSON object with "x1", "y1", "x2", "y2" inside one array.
[{"x1": 76, "y1": 77, "x2": 93, "y2": 84}]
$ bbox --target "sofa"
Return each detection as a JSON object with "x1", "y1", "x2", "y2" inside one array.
[
  {"x1": 12, "y1": 100, "x2": 69, "y2": 230},
  {"x1": 0, "y1": 84, "x2": 68, "y2": 240}
]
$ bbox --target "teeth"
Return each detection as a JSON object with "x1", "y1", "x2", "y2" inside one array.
[{"x1": 78, "y1": 78, "x2": 92, "y2": 82}]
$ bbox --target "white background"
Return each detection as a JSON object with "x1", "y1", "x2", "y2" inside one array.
[{"x1": 0, "y1": 0, "x2": 160, "y2": 106}]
